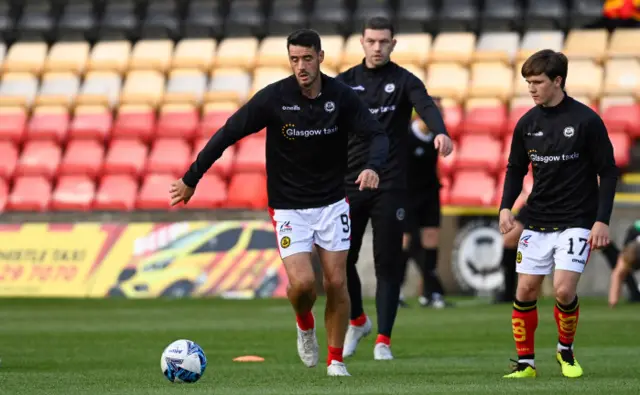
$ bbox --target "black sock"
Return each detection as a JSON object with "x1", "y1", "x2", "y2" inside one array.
[
  {"x1": 399, "y1": 249, "x2": 410, "y2": 287},
  {"x1": 502, "y1": 248, "x2": 518, "y2": 300},
  {"x1": 421, "y1": 248, "x2": 444, "y2": 297},
  {"x1": 602, "y1": 243, "x2": 640, "y2": 299},
  {"x1": 346, "y1": 261, "x2": 364, "y2": 320},
  {"x1": 376, "y1": 276, "x2": 401, "y2": 338}
]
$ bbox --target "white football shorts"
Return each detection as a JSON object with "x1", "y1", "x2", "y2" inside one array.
[
  {"x1": 269, "y1": 198, "x2": 351, "y2": 259},
  {"x1": 516, "y1": 227, "x2": 592, "y2": 275}
]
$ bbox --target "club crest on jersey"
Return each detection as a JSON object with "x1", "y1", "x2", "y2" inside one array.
[
  {"x1": 324, "y1": 101, "x2": 335, "y2": 112},
  {"x1": 563, "y1": 126, "x2": 575, "y2": 138},
  {"x1": 280, "y1": 236, "x2": 291, "y2": 248},
  {"x1": 396, "y1": 208, "x2": 405, "y2": 221},
  {"x1": 384, "y1": 83, "x2": 395, "y2": 93}
]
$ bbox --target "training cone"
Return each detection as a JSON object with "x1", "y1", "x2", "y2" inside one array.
[{"x1": 233, "y1": 355, "x2": 265, "y2": 362}]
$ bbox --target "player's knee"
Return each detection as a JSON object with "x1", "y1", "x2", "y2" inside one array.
[
  {"x1": 516, "y1": 279, "x2": 540, "y2": 301},
  {"x1": 554, "y1": 284, "x2": 577, "y2": 305},
  {"x1": 289, "y1": 274, "x2": 316, "y2": 296},
  {"x1": 323, "y1": 272, "x2": 346, "y2": 294},
  {"x1": 420, "y1": 228, "x2": 439, "y2": 248},
  {"x1": 622, "y1": 242, "x2": 639, "y2": 267}
]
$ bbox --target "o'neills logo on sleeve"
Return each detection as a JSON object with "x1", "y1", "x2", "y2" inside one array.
[{"x1": 281, "y1": 124, "x2": 339, "y2": 141}]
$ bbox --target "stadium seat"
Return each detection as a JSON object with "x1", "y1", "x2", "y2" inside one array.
[
  {"x1": 450, "y1": 170, "x2": 496, "y2": 206},
  {"x1": 103, "y1": 139, "x2": 148, "y2": 177},
  {"x1": 456, "y1": 135, "x2": 502, "y2": 174},
  {"x1": 44, "y1": 41, "x2": 90, "y2": 75},
  {"x1": 352, "y1": 0, "x2": 393, "y2": 33},
  {"x1": 146, "y1": 138, "x2": 191, "y2": 177},
  {"x1": 508, "y1": 97, "x2": 534, "y2": 133},
  {"x1": 601, "y1": 96, "x2": 640, "y2": 137},
  {"x1": 256, "y1": 36, "x2": 289, "y2": 68},
  {"x1": 234, "y1": 138, "x2": 266, "y2": 174},
  {"x1": 608, "y1": 28, "x2": 640, "y2": 58},
  {"x1": 0, "y1": 42, "x2": 5, "y2": 69},
  {"x1": 226, "y1": 172, "x2": 268, "y2": 209},
  {"x1": 140, "y1": 0, "x2": 179, "y2": 39},
  {"x1": 512, "y1": 60, "x2": 528, "y2": 97},
  {"x1": 563, "y1": 29, "x2": 608, "y2": 63},
  {"x1": 199, "y1": 102, "x2": 239, "y2": 138},
  {"x1": 15, "y1": 140, "x2": 61, "y2": 180},
  {"x1": 569, "y1": 0, "x2": 603, "y2": 28},
  {"x1": 517, "y1": 30, "x2": 564, "y2": 61},
  {"x1": 473, "y1": 32, "x2": 519, "y2": 64},
  {"x1": 136, "y1": 173, "x2": 175, "y2": 210},
  {"x1": 98, "y1": 0, "x2": 137, "y2": 39},
  {"x1": 112, "y1": 104, "x2": 156, "y2": 142},
  {"x1": 308, "y1": 0, "x2": 349, "y2": 35},
  {"x1": 610, "y1": 132, "x2": 631, "y2": 168},
  {"x1": 215, "y1": 37, "x2": 259, "y2": 70},
  {"x1": 129, "y1": 39, "x2": 174, "y2": 73},
  {"x1": 59, "y1": 139, "x2": 105, "y2": 179},
  {"x1": 438, "y1": 0, "x2": 479, "y2": 32},
  {"x1": 268, "y1": 0, "x2": 307, "y2": 36},
  {"x1": 468, "y1": 62, "x2": 513, "y2": 101},
  {"x1": 193, "y1": 138, "x2": 236, "y2": 179},
  {"x1": 251, "y1": 67, "x2": 290, "y2": 96},
  {"x1": 76, "y1": 71, "x2": 122, "y2": 108},
  {"x1": 0, "y1": 178, "x2": 7, "y2": 212},
  {"x1": 225, "y1": 0, "x2": 266, "y2": 37},
  {"x1": 183, "y1": 0, "x2": 224, "y2": 39},
  {"x1": 603, "y1": 59, "x2": 640, "y2": 96},
  {"x1": 2, "y1": 41, "x2": 48, "y2": 75},
  {"x1": 0, "y1": 72, "x2": 39, "y2": 108},
  {"x1": 480, "y1": 0, "x2": 523, "y2": 32},
  {"x1": 27, "y1": 106, "x2": 70, "y2": 143},
  {"x1": 524, "y1": 0, "x2": 567, "y2": 31},
  {"x1": 182, "y1": 174, "x2": 228, "y2": 209},
  {"x1": 206, "y1": 68, "x2": 251, "y2": 104},
  {"x1": 156, "y1": 103, "x2": 199, "y2": 140},
  {"x1": 0, "y1": 106, "x2": 27, "y2": 143},
  {"x1": 7, "y1": 176, "x2": 51, "y2": 212},
  {"x1": 93, "y1": 174, "x2": 138, "y2": 211},
  {"x1": 430, "y1": 32, "x2": 476, "y2": 65},
  {"x1": 391, "y1": 34, "x2": 431, "y2": 67},
  {"x1": 171, "y1": 39, "x2": 217, "y2": 71},
  {"x1": 437, "y1": 141, "x2": 457, "y2": 177},
  {"x1": 322, "y1": 36, "x2": 345, "y2": 70},
  {"x1": 120, "y1": 70, "x2": 165, "y2": 108},
  {"x1": 342, "y1": 34, "x2": 364, "y2": 66},
  {"x1": 495, "y1": 172, "x2": 534, "y2": 208},
  {"x1": 164, "y1": 69, "x2": 207, "y2": 106},
  {"x1": 566, "y1": 60, "x2": 603, "y2": 101},
  {"x1": 425, "y1": 63, "x2": 469, "y2": 102},
  {"x1": 463, "y1": 98, "x2": 508, "y2": 136},
  {"x1": 51, "y1": 175, "x2": 95, "y2": 211},
  {"x1": 35, "y1": 72, "x2": 80, "y2": 108},
  {"x1": 401, "y1": 64, "x2": 425, "y2": 82},
  {"x1": 69, "y1": 105, "x2": 113, "y2": 141},
  {"x1": 0, "y1": 141, "x2": 18, "y2": 180},
  {"x1": 57, "y1": 2, "x2": 95, "y2": 40},
  {"x1": 440, "y1": 99, "x2": 463, "y2": 138},
  {"x1": 87, "y1": 41, "x2": 132, "y2": 74}
]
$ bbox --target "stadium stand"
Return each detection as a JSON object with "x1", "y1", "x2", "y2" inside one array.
[{"x1": 0, "y1": 1, "x2": 637, "y2": 213}]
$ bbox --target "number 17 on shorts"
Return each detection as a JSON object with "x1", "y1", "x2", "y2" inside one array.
[{"x1": 516, "y1": 228, "x2": 591, "y2": 275}]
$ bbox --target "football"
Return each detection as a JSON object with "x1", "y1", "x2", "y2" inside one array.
[{"x1": 160, "y1": 339, "x2": 207, "y2": 383}]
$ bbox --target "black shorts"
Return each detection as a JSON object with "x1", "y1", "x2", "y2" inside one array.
[{"x1": 405, "y1": 188, "x2": 441, "y2": 232}]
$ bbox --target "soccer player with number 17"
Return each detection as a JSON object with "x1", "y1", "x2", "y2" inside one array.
[{"x1": 499, "y1": 50, "x2": 618, "y2": 379}]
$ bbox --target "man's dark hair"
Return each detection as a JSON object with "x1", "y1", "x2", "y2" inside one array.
[
  {"x1": 521, "y1": 49, "x2": 568, "y2": 89},
  {"x1": 363, "y1": 16, "x2": 395, "y2": 37},
  {"x1": 287, "y1": 29, "x2": 322, "y2": 52}
]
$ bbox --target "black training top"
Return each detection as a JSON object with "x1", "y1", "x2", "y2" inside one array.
[
  {"x1": 406, "y1": 120, "x2": 441, "y2": 194},
  {"x1": 182, "y1": 73, "x2": 389, "y2": 209},
  {"x1": 337, "y1": 60, "x2": 447, "y2": 191},
  {"x1": 500, "y1": 94, "x2": 619, "y2": 231}
]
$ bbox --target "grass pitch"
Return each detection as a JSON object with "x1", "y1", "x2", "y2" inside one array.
[{"x1": 1, "y1": 297, "x2": 639, "y2": 394}]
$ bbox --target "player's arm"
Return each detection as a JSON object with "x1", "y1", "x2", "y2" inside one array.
[
  {"x1": 499, "y1": 121, "x2": 529, "y2": 230},
  {"x1": 586, "y1": 115, "x2": 619, "y2": 225},
  {"x1": 181, "y1": 89, "x2": 270, "y2": 189},
  {"x1": 609, "y1": 242, "x2": 635, "y2": 307}
]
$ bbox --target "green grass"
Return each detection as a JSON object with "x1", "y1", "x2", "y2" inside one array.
[{"x1": 1, "y1": 297, "x2": 639, "y2": 394}]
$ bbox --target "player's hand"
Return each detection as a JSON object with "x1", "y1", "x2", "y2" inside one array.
[
  {"x1": 499, "y1": 209, "x2": 516, "y2": 235},
  {"x1": 588, "y1": 221, "x2": 610, "y2": 250},
  {"x1": 434, "y1": 134, "x2": 453, "y2": 157},
  {"x1": 356, "y1": 169, "x2": 379, "y2": 190},
  {"x1": 169, "y1": 178, "x2": 195, "y2": 206}
]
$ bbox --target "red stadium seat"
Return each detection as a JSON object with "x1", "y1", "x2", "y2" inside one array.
[
  {"x1": 199, "y1": 103, "x2": 237, "y2": 138},
  {"x1": 464, "y1": 99, "x2": 507, "y2": 136},
  {"x1": 449, "y1": 170, "x2": 496, "y2": 206},
  {"x1": 183, "y1": 174, "x2": 227, "y2": 209},
  {"x1": 495, "y1": 171, "x2": 534, "y2": 208},
  {"x1": 437, "y1": 141, "x2": 457, "y2": 178},
  {"x1": 59, "y1": 139, "x2": 105, "y2": 178},
  {"x1": 103, "y1": 139, "x2": 148, "y2": 177},
  {"x1": 0, "y1": 106, "x2": 27, "y2": 143},
  {"x1": 93, "y1": 174, "x2": 138, "y2": 211},
  {"x1": 27, "y1": 106, "x2": 69, "y2": 143},
  {"x1": 226, "y1": 172, "x2": 268, "y2": 209},
  {"x1": 609, "y1": 132, "x2": 631, "y2": 168},
  {"x1": 51, "y1": 175, "x2": 95, "y2": 211},
  {"x1": 192, "y1": 138, "x2": 236, "y2": 179},
  {"x1": 440, "y1": 177, "x2": 451, "y2": 205},
  {"x1": 456, "y1": 135, "x2": 502, "y2": 174},
  {"x1": 7, "y1": 176, "x2": 51, "y2": 212},
  {"x1": 441, "y1": 100, "x2": 463, "y2": 139},
  {"x1": 508, "y1": 98, "x2": 534, "y2": 132},
  {"x1": 136, "y1": 173, "x2": 174, "y2": 210},
  {"x1": 146, "y1": 138, "x2": 191, "y2": 177},
  {"x1": 156, "y1": 103, "x2": 199, "y2": 140},
  {"x1": 0, "y1": 142, "x2": 18, "y2": 180},
  {"x1": 15, "y1": 140, "x2": 61, "y2": 179},
  {"x1": 112, "y1": 104, "x2": 156, "y2": 142},
  {"x1": 234, "y1": 137, "x2": 266, "y2": 174},
  {"x1": 68, "y1": 105, "x2": 112, "y2": 141},
  {"x1": 602, "y1": 102, "x2": 640, "y2": 137},
  {"x1": 0, "y1": 179, "x2": 7, "y2": 212}
]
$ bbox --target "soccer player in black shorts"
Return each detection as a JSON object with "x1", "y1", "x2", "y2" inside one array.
[
  {"x1": 500, "y1": 50, "x2": 618, "y2": 379},
  {"x1": 170, "y1": 29, "x2": 389, "y2": 376},
  {"x1": 399, "y1": 102, "x2": 453, "y2": 309},
  {"x1": 609, "y1": 221, "x2": 640, "y2": 307},
  {"x1": 336, "y1": 17, "x2": 452, "y2": 360}
]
